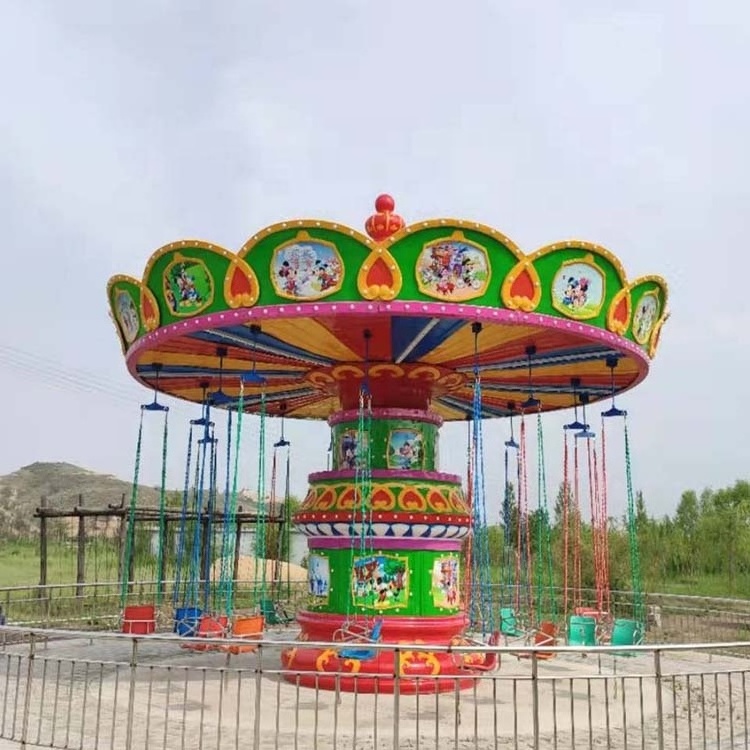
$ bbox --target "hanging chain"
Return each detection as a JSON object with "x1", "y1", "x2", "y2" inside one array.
[
  {"x1": 624, "y1": 417, "x2": 644, "y2": 623},
  {"x1": 155, "y1": 409, "x2": 170, "y2": 606},
  {"x1": 120, "y1": 408, "x2": 145, "y2": 609}
]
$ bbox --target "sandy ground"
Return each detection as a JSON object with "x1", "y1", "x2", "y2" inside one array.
[{"x1": 1, "y1": 631, "x2": 749, "y2": 749}]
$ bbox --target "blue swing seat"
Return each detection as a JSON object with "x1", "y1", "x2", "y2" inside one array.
[{"x1": 337, "y1": 618, "x2": 384, "y2": 661}]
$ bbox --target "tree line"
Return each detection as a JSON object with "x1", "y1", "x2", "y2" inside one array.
[{"x1": 483, "y1": 480, "x2": 750, "y2": 597}]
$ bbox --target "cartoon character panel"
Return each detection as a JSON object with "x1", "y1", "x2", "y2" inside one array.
[
  {"x1": 387, "y1": 428, "x2": 424, "y2": 470},
  {"x1": 338, "y1": 430, "x2": 369, "y2": 470},
  {"x1": 351, "y1": 554, "x2": 409, "y2": 610},
  {"x1": 308, "y1": 554, "x2": 331, "y2": 604},
  {"x1": 632, "y1": 290, "x2": 660, "y2": 345},
  {"x1": 431, "y1": 557, "x2": 460, "y2": 609},
  {"x1": 163, "y1": 255, "x2": 214, "y2": 316},
  {"x1": 114, "y1": 289, "x2": 140, "y2": 343},
  {"x1": 271, "y1": 236, "x2": 344, "y2": 300},
  {"x1": 551, "y1": 257, "x2": 605, "y2": 319},
  {"x1": 415, "y1": 236, "x2": 490, "y2": 301}
]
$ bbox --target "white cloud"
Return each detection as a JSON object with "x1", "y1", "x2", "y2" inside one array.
[{"x1": 0, "y1": 0, "x2": 748, "y2": 516}]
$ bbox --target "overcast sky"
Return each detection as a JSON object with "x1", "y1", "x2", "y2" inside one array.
[{"x1": 1, "y1": 0, "x2": 748, "y2": 520}]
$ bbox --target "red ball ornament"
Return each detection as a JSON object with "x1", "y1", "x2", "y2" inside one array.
[
  {"x1": 365, "y1": 194, "x2": 405, "y2": 241},
  {"x1": 374, "y1": 194, "x2": 395, "y2": 213}
]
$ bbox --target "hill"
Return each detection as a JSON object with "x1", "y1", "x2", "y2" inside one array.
[
  {"x1": 0, "y1": 462, "x2": 161, "y2": 538},
  {"x1": 0, "y1": 462, "x2": 267, "y2": 539}
]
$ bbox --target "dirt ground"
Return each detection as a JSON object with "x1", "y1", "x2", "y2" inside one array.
[{"x1": 2, "y1": 628, "x2": 749, "y2": 749}]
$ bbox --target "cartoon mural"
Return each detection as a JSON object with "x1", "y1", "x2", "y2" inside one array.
[
  {"x1": 114, "y1": 290, "x2": 140, "y2": 343},
  {"x1": 431, "y1": 557, "x2": 460, "y2": 608},
  {"x1": 351, "y1": 555, "x2": 409, "y2": 610},
  {"x1": 416, "y1": 237, "x2": 490, "y2": 301},
  {"x1": 387, "y1": 428, "x2": 423, "y2": 470},
  {"x1": 632, "y1": 291, "x2": 660, "y2": 344},
  {"x1": 163, "y1": 255, "x2": 213, "y2": 315},
  {"x1": 338, "y1": 430, "x2": 368, "y2": 470},
  {"x1": 308, "y1": 554, "x2": 330, "y2": 603},
  {"x1": 272, "y1": 238, "x2": 343, "y2": 300},
  {"x1": 552, "y1": 259, "x2": 605, "y2": 319}
]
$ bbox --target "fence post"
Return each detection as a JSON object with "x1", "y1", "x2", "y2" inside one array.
[
  {"x1": 532, "y1": 649, "x2": 540, "y2": 749},
  {"x1": 19, "y1": 632, "x2": 36, "y2": 747},
  {"x1": 253, "y1": 643, "x2": 263, "y2": 750},
  {"x1": 117, "y1": 494, "x2": 127, "y2": 584},
  {"x1": 654, "y1": 648, "x2": 664, "y2": 750},
  {"x1": 125, "y1": 637, "x2": 139, "y2": 750},
  {"x1": 38, "y1": 496, "x2": 48, "y2": 613},
  {"x1": 393, "y1": 646, "x2": 401, "y2": 749},
  {"x1": 76, "y1": 495, "x2": 86, "y2": 598}
]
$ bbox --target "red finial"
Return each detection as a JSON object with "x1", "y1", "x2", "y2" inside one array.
[{"x1": 365, "y1": 193, "x2": 405, "y2": 241}]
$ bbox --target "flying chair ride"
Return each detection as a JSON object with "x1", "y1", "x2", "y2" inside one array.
[{"x1": 107, "y1": 194, "x2": 668, "y2": 693}]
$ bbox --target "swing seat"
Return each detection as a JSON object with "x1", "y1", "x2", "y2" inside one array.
[
  {"x1": 567, "y1": 615, "x2": 597, "y2": 647},
  {"x1": 532, "y1": 620, "x2": 558, "y2": 659},
  {"x1": 336, "y1": 618, "x2": 383, "y2": 661},
  {"x1": 259, "y1": 598, "x2": 294, "y2": 626},
  {"x1": 338, "y1": 646, "x2": 378, "y2": 661},
  {"x1": 500, "y1": 607, "x2": 526, "y2": 639},
  {"x1": 174, "y1": 606, "x2": 203, "y2": 636},
  {"x1": 181, "y1": 614, "x2": 228, "y2": 651},
  {"x1": 121, "y1": 605, "x2": 156, "y2": 635},
  {"x1": 574, "y1": 606, "x2": 606, "y2": 621},
  {"x1": 222, "y1": 614, "x2": 266, "y2": 654},
  {"x1": 459, "y1": 631, "x2": 501, "y2": 672},
  {"x1": 609, "y1": 618, "x2": 643, "y2": 657}
]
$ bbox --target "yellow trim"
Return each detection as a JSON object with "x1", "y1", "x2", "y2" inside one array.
[
  {"x1": 162, "y1": 252, "x2": 216, "y2": 317},
  {"x1": 525, "y1": 240, "x2": 628, "y2": 286},
  {"x1": 385, "y1": 218, "x2": 526, "y2": 262},
  {"x1": 140, "y1": 285, "x2": 160, "y2": 332},
  {"x1": 107, "y1": 275, "x2": 143, "y2": 349},
  {"x1": 414, "y1": 231, "x2": 491, "y2": 302},
  {"x1": 649, "y1": 312, "x2": 670, "y2": 358},
  {"x1": 238, "y1": 219, "x2": 373, "y2": 259},
  {"x1": 223, "y1": 255, "x2": 259, "y2": 308},
  {"x1": 628, "y1": 273, "x2": 669, "y2": 299},
  {"x1": 369, "y1": 363, "x2": 404, "y2": 379},
  {"x1": 406, "y1": 365, "x2": 443, "y2": 382},
  {"x1": 550, "y1": 253, "x2": 606, "y2": 321},
  {"x1": 624, "y1": 275, "x2": 669, "y2": 355},
  {"x1": 142, "y1": 238, "x2": 235, "y2": 288},
  {"x1": 106, "y1": 273, "x2": 140, "y2": 301},
  {"x1": 331, "y1": 364, "x2": 366, "y2": 380},
  {"x1": 357, "y1": 245, "x2": 403, "y2": 300},
  {"x1": 107, "y1": 309, "x2": 127, "y2": 356},
  {"x1": 500, "y1": 258, "x2": 542, "y2": 311},
  {"x1": 606, "y1": 287, "x2": 632, "y2": 335},
  {"x1": 269, "y1": 231, "x2": 345, "y2": 301}
]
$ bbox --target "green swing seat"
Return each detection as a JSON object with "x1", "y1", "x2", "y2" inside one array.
[{"x1": 259, "y1": 598, "x2": 294, "y2": 626}]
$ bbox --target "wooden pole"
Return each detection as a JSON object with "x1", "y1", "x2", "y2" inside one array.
[
  {"x1": 38, "y1": 496, "x2": 48, "y2": 603},
  {"x1": 233, "y1": 512, "x2": 243, "y2": 585},
  {"x1": 158, "y1": 518, "x2": 168, "y2": 602},
  {"x1": 117, "y1": 493, "x2": 126, "y2": 584},
  {"x1": 76, "y1": 494, "x2": 86, "y2": 597}
]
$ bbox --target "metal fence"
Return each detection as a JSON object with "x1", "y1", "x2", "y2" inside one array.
[
  {"x1": 1, "y1": 626, "x2": 750, "y2": 749},
  {"x1": 3, "y1": 581, "x2": 750, "y2": 646}
]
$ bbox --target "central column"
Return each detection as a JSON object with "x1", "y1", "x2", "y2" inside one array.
[{"x1": 284, "y1": 407, "x2": 475, "y2": 692}]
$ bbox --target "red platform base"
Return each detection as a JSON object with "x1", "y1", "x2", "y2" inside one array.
[
  {"x1": 280, "y1": 612, "x2": 498, "y2": 693},
  {"x1": 281, "y1": 645, "x2": 497, "y2": 693}
]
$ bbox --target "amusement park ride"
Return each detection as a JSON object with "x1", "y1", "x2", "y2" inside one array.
[{"x1": 107, "y1": 194, "x2": 668, "y2": 693}]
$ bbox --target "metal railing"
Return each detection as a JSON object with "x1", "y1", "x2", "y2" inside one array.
[
  {"x1": 3, "y1": 581, "x2": 750, "y2": 646},
  {"x1": 1, "y1": 626, "x2": 750, "y2": 749}
]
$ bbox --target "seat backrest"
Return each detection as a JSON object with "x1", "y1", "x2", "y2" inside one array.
[
  {"x1": 500, "y1": 607, "x2": 517, "y2": 635},
  {"x1": 370, "y1": 618, "x2": 384, "y2": 641}
]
